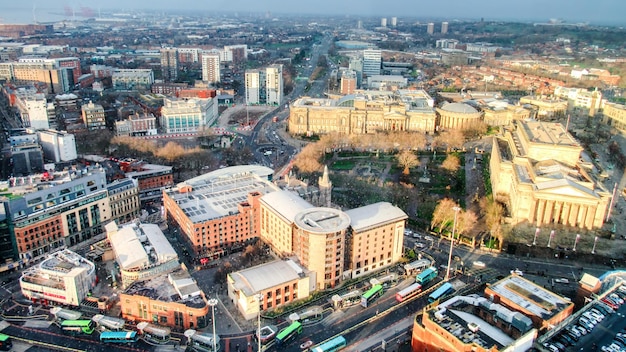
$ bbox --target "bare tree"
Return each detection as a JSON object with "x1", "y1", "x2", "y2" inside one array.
[
  {"x1": 396, "y1": 150, "x2": 420, "y2": 175},
  {"x1": 156, "y1": 141, "x2": 186, "y2": 163},
  {"x1": 433, "y1": 129, "x2": 464, "y2": 151},
  {"x1": 431, "y1": 198, "x2": 459, "y2": 233},
  {"x1": 293, "y1": 143, "x2": 323, "y2": 174},
  {"x1": 441, "y1": 154, "x2": 461, "y2": 173},
  {"x1": 480, "y1": 196, "x2": 504, "y2": 249}
]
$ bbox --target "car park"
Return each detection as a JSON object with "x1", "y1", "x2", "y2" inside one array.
[
  {"x1": 574, "y1": 325, "x2": 588, "y2": 335},
  {"x1": 583, "y1": 312, "x2": 599, "y2": 324},
  {"x1": 602, "y1": 298, "x2": 618, "y2": 309},
  {"x1": 610, "y1": 293, "x2": 624, "y2": 304},
  {"x1": 595, "y1": 304, "x2": 613, "y2": 315},
  {"x1": 566, "y1": 326, "x2": 581, "y2": 339}
]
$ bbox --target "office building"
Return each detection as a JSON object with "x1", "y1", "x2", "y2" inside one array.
[
  {"x1": 553, "y1": 86, "x2": 602, "y2": 116},
  {"x1": 436, "y1": 39, "x2": 459, "y2": 49},
  {"x1": 289, "y1": 90, "x2": 437, "y2": 135},
  {"x1": 112, "y1": 69, "x2": 154, "y2": 91},
  {"x1": 160, "y1": 96, "x2": 219, "y2": 134},
  {"x1": 20, "y1": 249, "x2": 96, "y2": 307},
  {"x1": 490, "y1": 121, "x2": 611, "y2": 230},
  {"x1": 123, "y1": 162, "x2": 173, "y2": 204},
  {"x1": 265, "y1": 64, "x2": 283, "y2": 105},
  {"x1": 37, "y1": 129, "x2": 77, "y2": 162},
  {"x1": 427, "y1": 23, "x2": 435, "y2": 35},
  {"x1": 228, "y1": 259, "x2": 311, "y2": 320},
  {"x1": 106, "y1": 179, "x2": 140, "y2": 226},
  {"x1": 81, "y1": 101, "x2": 106, "y2": 131},
  {"x1": 441, "y1": 21, "x2": 449, "y2": 34},
  {"x1": 4, "y1": 167, "x2": 111, "y2": 264},
  {"x1": 120, "y1": 268, "x2": 210, "y2": 330},
  {"x1": 201, "y1": 53, "x2": 221, "y2": 84},
  {"x1": 106, "y1": 222, "x2": 179, "y2": 288},
  {"x1": 362, "y1": 49, "x2": 382, "y2": 77}
]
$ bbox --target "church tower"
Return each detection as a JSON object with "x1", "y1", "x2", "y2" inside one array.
[{"x1": 318, "y1": 166, "x2": 332, "y2": 207}]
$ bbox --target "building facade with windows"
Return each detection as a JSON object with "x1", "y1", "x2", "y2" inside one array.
[
  {"x1": 201, "y1": 53, "x2": 220, "y2": 84},
  {"x1": 120, "y1": 269, "x2": 210, "y2": 330},
  {"x1": 265, "y1": 64, "x2": 283, "y2": 105},
  {"x1": 81, "y1": 101, "x2": 106, "y2": 131},
  {"x1": 602, "y1": 101, "x2": 626, "y2": 131},
  {"x1": 289, "y1": 90, "x2": 437, "y2": 135},
  {"x1": 37, "y1": 129, "x2": 77, "y2": 162},
  {"x1": 160, "y1": 97, "x2": 219, "y2": 134},
  {"x1": 490, "y1": 121, "x2": 610, "y2": 230},
  {"x1": 112, "y1": 69, "x2": 155, "y2": 91},
  {"x1": 228, "y1": 260, "x2": 311, "y2": 320},
  {"x1": 106, "y1": 179, "x2": 140, "y2": 226},
  {"x1": 160, "y1": 48, "x2": 179, "y2": 82},
  {"x1": 20, "y1": 249, "x2": 96, "y2": 307},
  {"x1": 4, "y1": 167, "x2": 111, "y2": 264}
]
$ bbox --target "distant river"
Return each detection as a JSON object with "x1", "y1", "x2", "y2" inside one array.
[{"x1": 1, "y1": 7, "x2": 74, "y2": 24}]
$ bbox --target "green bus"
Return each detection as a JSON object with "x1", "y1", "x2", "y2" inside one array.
[
  {"x1": 275, "y1": 321, "x2": 303, "y2": 345},
  {"x1": 0, "y1": 333, "x2": 12, "y2": 351},
  {"x1": 360, "y1": 284, "x2": 383, "y2": 308},
  {"x1": 61, "y1": 319, "x2": 96, "y2": 335}
]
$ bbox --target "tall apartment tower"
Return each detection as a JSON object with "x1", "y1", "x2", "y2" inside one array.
[
  {"x1": 381, "y1": 18, "x2": 387, "y2": 27},
  {"x1": 81, "y1": 101, "x2": 106, "y2": 131},
  {"x1": 362, "y1": 49, "x2": 382, "y2": 77},
  {"x1": 265, "y1": 64, "x2": 283, "y2": 105},
  {"x1": 245, "y1": 70, "x2": 262, "y2": 105},
  {"x1": 160, "y1": 48, "x2": 179, "y2": 82},
  {"x1": 391, "y1": 17, "x2": 397, "y2": 27},
  {"x1": 340, "y1": 70, "x2": 357, "y2": 95},
  {"x1": 427, "y1": 23, "x2": 435, "y2": 35},
  {"x1": 441, "y1": 21, "x2": 449, "y2": 34},
  {"x1": 201, "y1": 53, "x2": 221, "y2": 84},
  {"x1": 357, "y1": 20, "x2": 363, "y2": 29}
]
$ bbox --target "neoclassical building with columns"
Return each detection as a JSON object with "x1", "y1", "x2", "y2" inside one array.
[
  {"x1": 490, "y1": 121, "x2": 611, "y2": 230},
  {"x1": 288, "y1": 90, "x2": 437, "y2": 135},
  {"x1": 435, "y1": 102, "x2": 484, "y2": 130}
]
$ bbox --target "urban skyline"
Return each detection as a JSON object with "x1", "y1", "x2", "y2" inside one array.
[{"x1": 3, "y1": 0, "x2": 626, "y2": 26}]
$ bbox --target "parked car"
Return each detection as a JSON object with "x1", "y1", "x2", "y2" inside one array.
[{"x1": 473, "y1": 261, "x2": 486, "y2": 268}]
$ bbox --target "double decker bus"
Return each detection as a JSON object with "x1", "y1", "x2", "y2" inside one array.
[
  {"x1": 311, "y1": 335, "x2": 347, "y2": 352},
  {"x1": 395, "y1": 282, "x2": 422, "y2": 303},
  {"x1": 0, "y1": 333, "x2": 12, "y2": 351},
  {"x1": 275, "y1": 321, "x2": 303, "y2": 345},
  {"x1": 61, "y1": 320, "x2": 96, "y2": 335},
  {"x1": 428, "y1": 282, "x2": 455, "y2": 303},
  {"x1": 360, "y1": 284, "x2": 383, "y2": 308},
  {"x1": 416, "y1": 267, "x2": 438, "y2": 285},
  {"x1": 184, "y1": 329, "x2": 220, "y2": 352},
  {"x1": 99, "y1": 331, "x2": 139, "y2": 343}
]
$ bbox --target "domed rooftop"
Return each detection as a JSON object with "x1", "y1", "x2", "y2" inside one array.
[{"x1": 440, "y1": 102, "x2": 478, "y2": 114}]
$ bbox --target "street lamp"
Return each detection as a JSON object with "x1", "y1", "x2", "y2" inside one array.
[
  {"x1": 256, "y1": 294, "x2": 263, "y2": 352},
  {"x1": 207, "y1": 298, "x2": 218, "y2": 352},
  {"x1": 446, "y1": 206, "x2": 461, "y2": 281}
]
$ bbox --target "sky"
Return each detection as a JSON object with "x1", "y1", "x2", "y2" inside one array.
[{"x1": 3, "y1": 0, "x2": 626, "y2": 26}]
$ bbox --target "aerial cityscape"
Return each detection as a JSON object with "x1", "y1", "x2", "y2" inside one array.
[{"x1": 0, "y1": 2, "x2": 625, "y2": 352}]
